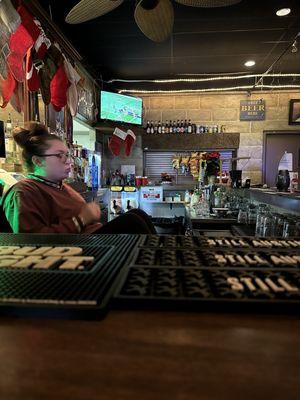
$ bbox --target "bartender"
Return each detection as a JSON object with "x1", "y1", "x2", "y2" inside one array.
[{"x1": 2, "y1": 122, "x2": 156, "y2": 234}]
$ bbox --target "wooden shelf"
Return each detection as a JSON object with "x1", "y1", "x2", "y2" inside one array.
[{"x1": 142, "y1": 132, "x2": 240, "y2": 151}]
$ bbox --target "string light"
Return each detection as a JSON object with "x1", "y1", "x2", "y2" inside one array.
[
  {"x1": 118, "y1": 84, "x2": 300, "y2": 95},
  {"x1": 108, "y1": 73, "x2": 300, "y2": 84}
]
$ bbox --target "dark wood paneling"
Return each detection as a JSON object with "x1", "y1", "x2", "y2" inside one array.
[{"x1": 142, "y1": 132, "x2": 240, "y2": 150}]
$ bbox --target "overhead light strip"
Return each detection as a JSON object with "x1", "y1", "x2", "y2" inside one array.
[
  {"x1": 118, "y1": 84, "x2": 300, "y2": 94},
  {"x1": 108, "y1": 73, "x2": 300, "y2": 84}
]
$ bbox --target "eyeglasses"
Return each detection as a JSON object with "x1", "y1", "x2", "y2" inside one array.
[{"x1": 37, "y1": 153, "x2": 71, "y2": 163}]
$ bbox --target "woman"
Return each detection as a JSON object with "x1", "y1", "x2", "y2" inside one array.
[{"x1": 2, "y1": 122, "x2": 156, "y2": 234}]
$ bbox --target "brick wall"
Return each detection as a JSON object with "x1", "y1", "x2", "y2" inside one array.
[{"x1": 141, "y1": 90, "x2": 300, "y2": 184}]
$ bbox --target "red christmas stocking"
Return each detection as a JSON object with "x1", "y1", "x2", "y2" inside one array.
[
  {"x1": 108, "y1": 127, "x2": 127, "y2": 156},
  {"x1": 0, "y1": 69, "x2": 16, "y2": 108},
  {"x1": 7, "y1": 24, "x2": 33, "y2": 82},
  {"x1": 125, "y1": 129, "x2": 136, "y2": 156},
  {"x1": 7, "y1": 5, "x2": 41, "y2": 82},
  {"x1": 50, "y1": 63, "x2": 71, "y2": 112}
]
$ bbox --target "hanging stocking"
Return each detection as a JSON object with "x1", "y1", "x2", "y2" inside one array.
[
  {"x1": 26, "y1": 48, "x2": 39, "y2": 92},
  {"x1": 0, "y1": 69, "x2": 16, "y2": 108},
  {"x1": 38, "y1": 44, "x2": 63, "y2": 105},
  {"x1": 0, "y1": 0, "x2": 21, "y2": 34},
  {"x1": 7, "y1": 5, "x2": 42, "y2": 82},
  {"x1": 108, "y1": 127, "x2": 127, "y2": 156},
  {"x1": 50, "y1": 63, "x2": 71, "y2": 112},
  {"x1": 7, "y1": 23, "x2": 33, "y2": 82},
  {"x1": 26, "y1": 19, "x2": 51, "y2": 92},
  {"x1": 64, "y1": 58, "x2": 81, "y2": 117},
  {"x1": 10, "y1": 81, "x2": 24, "y2": 114},
  {"x1": 124, "y1": 129, "x2": 136, "y2": 156},
  {"x1": 0, "y1": 15, "x2": 11, "y2": 80}
]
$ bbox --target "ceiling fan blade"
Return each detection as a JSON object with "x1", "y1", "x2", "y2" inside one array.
[
  {"x1": 175, "y1": 0, "x2": 242, "y2": 7},
  {"x1": 134, "y1": 0, "x2": 174, "y2": 43},
  {"x1": 65, "y1": 0, "x2": 123, "y2": 24}
]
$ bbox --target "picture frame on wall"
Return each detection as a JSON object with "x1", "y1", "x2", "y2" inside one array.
[{"x1": 288, "y1": 99, "x2": 300, "y2": 125}]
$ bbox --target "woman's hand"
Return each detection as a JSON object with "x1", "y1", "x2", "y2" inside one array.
[{"x1": 79, "y1": 202, "x2": 101, "y2": 226}]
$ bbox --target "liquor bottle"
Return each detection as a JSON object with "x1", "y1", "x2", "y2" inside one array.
[
  {"x1": 165, "y1": 121, "x2": 169, "y2": 134},
  {"x1": 184, "y1": 119, "x2": 188, "y2": 133},
  {"x1": 4, "y1": 113, "x2": 14, "y2": 163},
  {"x1": 146, "y1": 120, "x2": 150, "y2": 134},
  {"x1": 158, "y1": 121, "x2": 162, "y2": 134},
  {"x1": 176, "y1": 120, "x2": 180, "y2": 133},
  {"x1": 154, "y1": 121, "x2": 158, "y2": 134},
  {"x1": 187, "y1": 120, "x2": 192, "y2": 134},
  {"x1": 180, "y1": 120, "x2": 184, "y2": 133},
  {"x1": 90, "y1": 155, "x2": 99, "y2": 191},
  {"x1": 126, "y1": 199, "x2": 132, "y2": 211},
  {"x1": 111, "y1": 199, "x2": 122, "y2": 215},
  {"x1": 150, "y1": 121, "x2": 154, "y2": 134}
]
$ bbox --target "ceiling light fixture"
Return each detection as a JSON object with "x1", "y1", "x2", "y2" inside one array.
[
  {"x1": 244, "y1": 60, "x2": 256, "y2": 67},
  {"x1": 276, "y1": 8, "x2": 291, "y2": 17},
  {"x1": 118, "y1": 84, "x2": 300, "y2": 94}
]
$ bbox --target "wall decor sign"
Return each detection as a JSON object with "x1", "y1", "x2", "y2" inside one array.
[
  {"x1": 288, "y1": 99, "x2": 300, "y2": 125},
  {"x1": 240, "y1": 99, "x2": 265, "y2": 121}
]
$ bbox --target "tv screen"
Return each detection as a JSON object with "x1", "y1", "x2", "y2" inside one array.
[{"x1": 100, "y1": 91, "x2": 143, "y2": 125}]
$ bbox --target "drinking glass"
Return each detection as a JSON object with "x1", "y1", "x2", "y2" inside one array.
[
  {"x1": 282, "y1": 217, "x2": 297, "y2": 238},
  {"x1": 261, "y1": 211, "x2": 274, "y2": 238},
  {"x1": 255, "y1": 204, "x2": 268, "y2": 237}
]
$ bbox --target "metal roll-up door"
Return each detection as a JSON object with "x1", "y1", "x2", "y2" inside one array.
[{"x1": 144, "y1": 150, "x2": 234, "y2": 184}]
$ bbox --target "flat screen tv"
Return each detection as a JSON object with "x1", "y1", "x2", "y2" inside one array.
[{"x1": 100, "y1": 91, "x2": 143, "y2": 125}]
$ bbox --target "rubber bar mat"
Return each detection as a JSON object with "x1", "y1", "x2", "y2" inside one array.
[
  {"x1": 139, "y1": 235, "x2": 300, "y2": 250},
  {"x1": 0, "y1": 235, "x2": 139, "y2": 318},
  {"x1": 114, "y1": 267, "x2": 300, "y2": 312},
  {"x1": 0, "y1": 233, "x2": 139, "y2": 247},
  {"x1": 128, "y1": 248, "x2": 300, "y2": 269}
]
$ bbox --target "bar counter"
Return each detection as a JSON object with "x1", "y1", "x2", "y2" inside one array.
[
  {"x1": 0, "y1": 233, "x2": 300, "y2": 399},
  {"x1": 0, "y1": 311, "x2": 300, "y2": 399}
]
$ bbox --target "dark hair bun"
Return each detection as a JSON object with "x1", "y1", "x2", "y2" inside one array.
[{"x1": 13, "y1": 122, "x2": 49, "y2": 148}]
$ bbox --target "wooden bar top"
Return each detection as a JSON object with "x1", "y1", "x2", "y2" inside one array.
[{"x1": 0, "y1": 311, "x2": 299, "y2": 400}]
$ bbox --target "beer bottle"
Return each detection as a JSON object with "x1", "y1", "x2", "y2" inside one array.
[
  {"x1": 165, "y1": 121, "x2": 169, "y2": 134},
  {"x1": 146, "y1": 120, "x2": 150, "y2": 134},
  {"x1": 150, "y1": 121, "x2": 154, "y2": 134},
  {"x1": 180, "y1": 120, "x2": 184, "y2": 133},
  {"x1": 158, "y1": 121, "x2": 162, "y2": 134}
]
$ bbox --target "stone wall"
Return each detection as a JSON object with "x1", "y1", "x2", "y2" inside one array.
[{"x1": 141, "y1": 90, "x2": 300, "y2": 184}]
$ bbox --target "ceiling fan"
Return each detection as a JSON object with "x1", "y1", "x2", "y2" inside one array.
[{"x1": 65, "y1": 0, "x2": 242, "y2": 43}]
